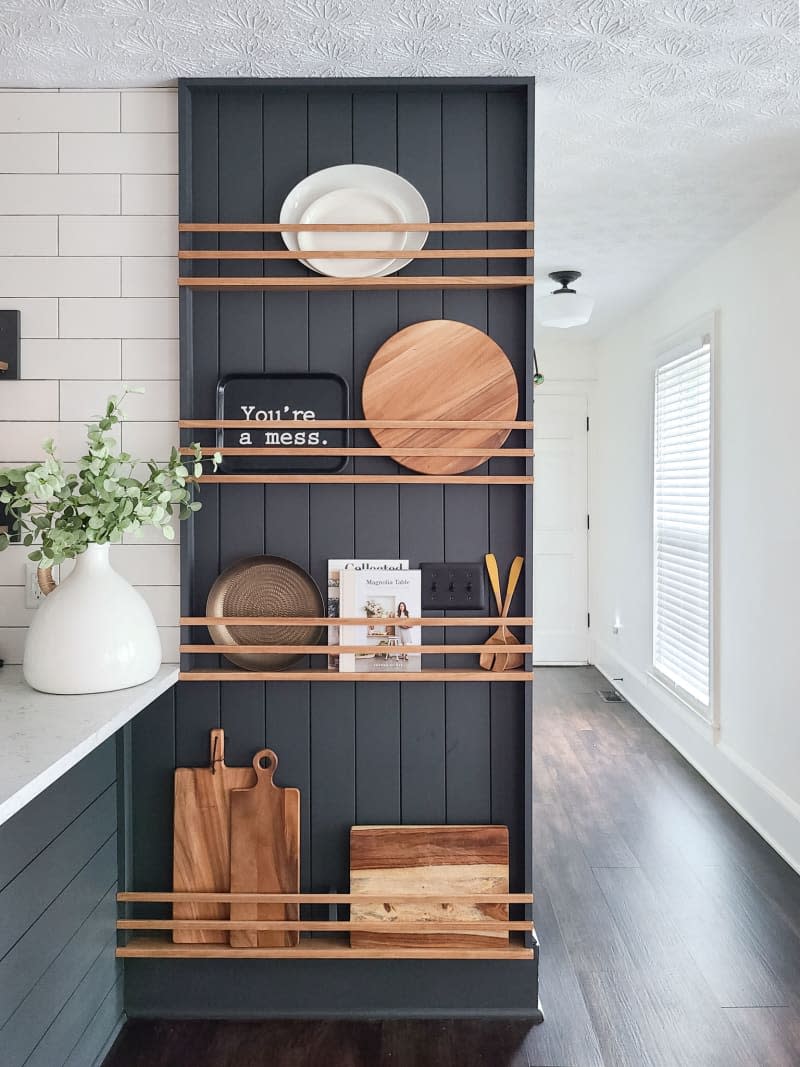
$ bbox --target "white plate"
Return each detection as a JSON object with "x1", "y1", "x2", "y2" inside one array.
[
  {"x1": 280, "y1": 164, "x2": 429, "y2": 278},
  {"x1": 298, "y1": 188, "x2": 406, "y2": 277}
]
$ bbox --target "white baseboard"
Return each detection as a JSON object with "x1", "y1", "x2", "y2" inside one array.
[{"x1": 592, "y1": 639, "x2": 800, "y2": 875}]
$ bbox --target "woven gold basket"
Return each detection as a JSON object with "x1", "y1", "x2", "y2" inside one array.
[{"x1": 206, "y1": 555, "x2": 324, "y2": 670}]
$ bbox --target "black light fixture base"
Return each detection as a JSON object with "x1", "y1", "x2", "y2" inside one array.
[{"x1": 548, "y1": 269, "x2": 581, "y2": 294}]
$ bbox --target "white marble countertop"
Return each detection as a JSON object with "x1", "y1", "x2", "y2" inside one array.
[{"x1": 0, "y1": 663, "x2": 178, "y2": 826}]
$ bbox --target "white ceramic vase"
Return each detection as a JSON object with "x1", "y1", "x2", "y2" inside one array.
[{"x1": 23, "y1": 542, "x2": 162, "y2": 695}]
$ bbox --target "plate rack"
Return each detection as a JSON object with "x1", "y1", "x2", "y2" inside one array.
[
  {"x1": 125, "y1": 79, "x2": 539, "y2": 1008},
  {"x1": 179, "y1": 220, "x2": 534, "y2": 290},
  {"x1": 179, "y1": 616, "x2": 533, "y2": 682},
  {"x1": 179, "y1": 416, "x2": 533, "y2": 683},
  {"x1": 116, "y1": 891, "x2": 535, "y2": 960},
  {"x1": 180, "y1": 416, "x2": 533, "y2": 486}
]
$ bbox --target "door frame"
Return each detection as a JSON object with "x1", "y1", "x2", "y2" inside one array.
[{"x1": 533, "y1": 380, "x2": 591, "y2": 666}]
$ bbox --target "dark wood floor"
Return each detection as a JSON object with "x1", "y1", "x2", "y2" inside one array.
[{"x1": 105, "y1": 667, "x2": 800, "y2": 1067}]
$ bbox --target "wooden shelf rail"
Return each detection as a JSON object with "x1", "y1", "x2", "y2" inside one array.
[
  {"x1": 181, "y1": 644, "x2": 532, "y2": 656},
  {"x1": 117, "y1": 935, "x2": 533, "y2": 960},
  {"x1": 182, "y1": 446, "x2": 533, "y2": 458},
  {"x1": 179, "y1": 221, "x2": 533, "y2": 290},
  {"x1": 179, "y1": 668, "x2": 533, "y2": 682},
  {"x1": 194, "y1": 474, "x2": 532, "y2": 485},
  {"x1": 180, "y1": 419, "x2": 533, "y2": 430},
  {"x1": 116, "y1": 891, "x2": 535, "y2": 959},
  {"x1": 119, "y1": 892, "x2": 533, "y2": 904},
  {"x1": 181, "y1": 616, "x2": 532, "y2": 627},
  {"x1": 180, "y1": 221, "x2": 534, "y2": 233},
  {"x1": 181, "y1": 276, "x2": 532, "y2": 291},
  {"x1": 181, "y1": 248, "x2": 533, "y2": 261},
  {"x1": 120, "y1": 920, "x2": 531, "y2": 933}
]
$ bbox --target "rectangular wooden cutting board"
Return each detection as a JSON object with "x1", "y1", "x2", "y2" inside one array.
[
  {"x1": 229, "y1": 748, "x2": 300, "y2": 948},
  {"x1": 349, "y1": 825, "x2": 509, "y2": 949},
  {"x1": 172, "y1": 728, "x2": 255, "y2": 944}
]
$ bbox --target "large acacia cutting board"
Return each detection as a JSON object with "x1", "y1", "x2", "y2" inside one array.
[
  {"x1": 172, "y1": 728, "x2": 255, "y2": 944},
  {"x1": 349, "y1": 825, "x2": 509, "y2": 949},
  {"x1": 229, "y1": 748, "x2": 300, "y2": 948},
  {"x1": 361, "y1": 319, "x2": 519, "y2": 474}
]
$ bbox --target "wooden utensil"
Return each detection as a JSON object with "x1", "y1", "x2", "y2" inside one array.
[
  {"x1": 480, "y1": 555, "x2": 525, "y2": 671},
  {"x1": 350, "y1": 825, "x2": 509, "y2": 949},
  {"x1": 496, "y1": 555, "x2": 525, "y2": 672},
  {"x1": 361, "y1": 319, "x2": 519, "y2": 474},
  {"x1": 480, "y1": 553, "x2": 506, "y2": 671},
  {"x1": 229, "y1": 748, "x2": 300, "y2": 948},
  {"x1": 172, "y1": 728, "x2": 255, "y2": 944}
]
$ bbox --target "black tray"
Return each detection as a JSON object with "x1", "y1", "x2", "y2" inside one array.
[{"x1": 216, "y1": 372, "x2": 349, "y2": 473}]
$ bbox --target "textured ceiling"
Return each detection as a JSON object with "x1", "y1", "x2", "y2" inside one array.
[{"x1": 1, "y1": 0, "x2": 799, "y2": 339}]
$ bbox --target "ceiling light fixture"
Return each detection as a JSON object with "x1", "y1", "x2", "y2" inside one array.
[{"x1": 536, "y1": 270, "x2": 594, "y2": 329}]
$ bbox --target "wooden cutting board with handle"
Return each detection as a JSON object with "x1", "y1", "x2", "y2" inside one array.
[
  {"x1": 172, "y1": 728, "x2": 255, "y2": 944},
  {"x1": 229, "y1": 748, "x2": 300, "y2": 948},
  {"x1": 350, "y1": 825, "x2": 509, "y2": 949}
]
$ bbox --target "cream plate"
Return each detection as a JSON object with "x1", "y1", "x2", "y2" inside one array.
[
  {"x1": 298, "y1": 188, "x2": 406, "y2": 277},
  {"x1": 280, "y1": 164, "x2": 429, "y2": 277}
]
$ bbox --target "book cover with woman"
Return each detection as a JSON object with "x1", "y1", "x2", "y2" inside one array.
[{"x1": 339, "y1": 570, "x2": 421, "y2": 672}]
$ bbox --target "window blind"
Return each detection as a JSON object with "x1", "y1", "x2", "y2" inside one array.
[{"x1": 653, "y1": 341, "x2": 712, "y2": 711}]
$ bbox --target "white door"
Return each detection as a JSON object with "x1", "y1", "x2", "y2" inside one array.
[{"x1": 534, "y1": 393, "x2": 589, "y2": 664}]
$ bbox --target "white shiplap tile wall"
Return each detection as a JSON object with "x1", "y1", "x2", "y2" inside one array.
[{"x1": 0, "y1": 88, "x2": 180, "y2": 664}]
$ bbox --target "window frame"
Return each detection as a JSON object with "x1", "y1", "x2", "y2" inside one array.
[{"x1": 649, "y1": 313, "x2": 718, "y2": 728}]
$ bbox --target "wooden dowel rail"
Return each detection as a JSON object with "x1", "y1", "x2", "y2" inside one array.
[
  {"x1": 180, "y1": 418, "x2": 533, "y2": 430},
  {"x1": 181, "y1": 446, "x2": 533, "y2": 458},
  {"x1": 118, "y1": 920, "x2": 532, "y2": 932},
  {"x1": 180, "y1": 221, "x2": 534, "y2": 233},
  {"x1": 118, "y1": 891, "x2": 533, "y2": 903},
  {"x1": 180, "y1": 276, "x2": 533, "y2": 291},
  {"x1": 181, "y1": 616, "x2": 532, "y2": 627},
  {"x1": 180, "y1": 248, "x2": 533, "y2": 260},
  {"x1": 194, "y1": 474, "x2": 532, "y2": 485},
  {"x1": 179, "y1": 669, "x2": 533, "y2": 682},
  {"x1": 116, "y1": 935, "x2": 534, "y2": 960},
  {"x1": 180, "y1": 644, "x2": 532, "y2": 655}
]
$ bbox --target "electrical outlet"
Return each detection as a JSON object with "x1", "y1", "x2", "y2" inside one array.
[
  {"x1": 420, "y1": 562, "x2": 485, "y2": 611},
  {"x1": 26, "y1": 561, "x2": 57, "y2": 609}
]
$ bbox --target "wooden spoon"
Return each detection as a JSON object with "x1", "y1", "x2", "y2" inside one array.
[
  {"x1": 497, "y1": 556, "x2": 525, "y2": 672},
  {"x1": 481, "y1": 553, "x2": 510, "y2": 671}
]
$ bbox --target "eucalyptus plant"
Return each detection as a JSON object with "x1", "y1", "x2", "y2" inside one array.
[{"x1": 0, "y1": 388, "x2": 220, "y2": 569}]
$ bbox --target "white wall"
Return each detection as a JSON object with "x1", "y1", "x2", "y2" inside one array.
[
  {"x1": 0, "y1": 89, "x2": 180, "y2": 664},
  {"x1": 590, "y1": 185, "x2": 800, "y2": 872}
]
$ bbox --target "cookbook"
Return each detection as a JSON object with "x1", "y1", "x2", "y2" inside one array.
[
  {"x1": 327, "y1": 559, "x2": 408, "y2": 668},
  {"x1": 338, "y1": 568, "x2": 422, "y2": 673}
]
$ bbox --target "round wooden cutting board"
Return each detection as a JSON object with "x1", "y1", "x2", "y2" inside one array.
[{"x1": 361, "y1": 320, "x2": 519, "y2": 474}]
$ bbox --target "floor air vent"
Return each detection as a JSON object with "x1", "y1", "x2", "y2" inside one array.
[{"x1": 597, "y1": 689, "x2": 624, "y2": 702}]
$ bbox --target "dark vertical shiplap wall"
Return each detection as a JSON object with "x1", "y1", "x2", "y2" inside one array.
[
  {"x1": 0, "y1": 739, "x2": 123, "y2": 1066},
  {"x1": 126, "y1": 79, "x2": 536, "y2": 1018}
]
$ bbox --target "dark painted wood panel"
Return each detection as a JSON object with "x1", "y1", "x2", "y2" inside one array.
[
  {"x1": 1, "y1": 887, "x2": 117, "y2": 1067},
  {"x1": 349, "y1": 92, "x2": 402, "y2": 823},
  {"x1": 25, "y1": 934, "x2": 119, "y2": 1067},
  {"x1": 0, "y1": 836, "x2": 116, "y2": 1029},
  {"x1": 0, "y1": 786, "x2": 116, "y2": 959},
  {"x1": 0, "y1": 739, "x2": 115, "y2": 891},
  {"x1": 65, "y1": 976, "x2": 123, "y2": 1067},
  {"x1": 0, "y1": 734, "x2": 121, "y2": 1067},
  {"x1": 130, "y1": 688, "x2": 175, "y2": 896},
  {"x1": 218, "y1": 90, "x2": 268, "y2": 759}
]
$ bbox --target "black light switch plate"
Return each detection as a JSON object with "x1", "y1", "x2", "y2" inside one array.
[
  {"x1": 420, "y1": 562, "x2": 486, "y2": 611},
  {"x1": 0, "y1": 310, "x2": 20, "y2": 380}
]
